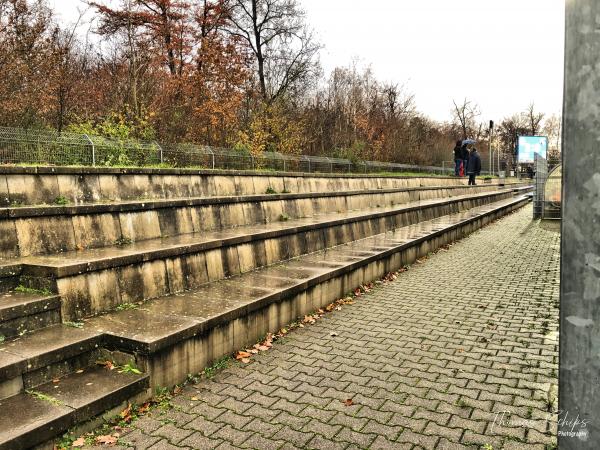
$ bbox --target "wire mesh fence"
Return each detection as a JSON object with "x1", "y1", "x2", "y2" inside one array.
[{"x1": 0, "y1": 125, "x2": 499, "y2": 175}]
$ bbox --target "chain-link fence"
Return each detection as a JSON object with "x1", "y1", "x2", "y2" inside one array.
[
  {"x1": 533, "y1": 154, "x2": 548, "y2": 219},
  {"x1": 0, "y1": 126, "x2": 465, "y2": 175},
  {"x1": 543, "y1": 164, "x2": 562, "y2": 219}
]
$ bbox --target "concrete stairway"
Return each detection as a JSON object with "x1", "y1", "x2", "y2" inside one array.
[{"x1": 0, "y1": 168, "x2": 530, "y2": 449}]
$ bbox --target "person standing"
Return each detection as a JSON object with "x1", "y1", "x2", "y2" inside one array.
[
  {"x1": 460, "y1": 143, "x2": 470, "y2": 177},
  {"x1": 453, "y1": 140, "x2": 463, "y2": 176},
  {"x1": 467, "y1": 147, "x2": 482, "y2": 185}
]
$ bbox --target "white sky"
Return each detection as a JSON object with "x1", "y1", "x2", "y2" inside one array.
[{"x1": 52, "y1": 0, "x2": 565, "y2": 122}]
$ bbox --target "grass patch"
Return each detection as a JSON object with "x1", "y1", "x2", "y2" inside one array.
[
  {"x1": 118, "y1": 363, "x2": 142, "y2": 375},
  {"x1": 116, "y1": 302, "x2": 139, "y2": 311},
  {"x1": 64, "y1": 321, "x2": 84, "y2": 329},
  {"x1": 54, "y1": 195, "x2": 69, "y2": 205},
  {"x1": 203, "y1": 356, "x2": 232, "y2": 379},
  {"x1": 265, "y1": 186, "x2": 277, "y2": 194},
  {"x1": 114, "y1": 237, "x2": 133, "y2": 246},
  {"x1": 14, "y1": 285, "x2": 53, "y2": 296},
  {"x1": 27, "y1": 390, "x2": 63, "y2": 406}
]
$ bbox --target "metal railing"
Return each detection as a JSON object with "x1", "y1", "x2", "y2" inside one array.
[{"x1": 0, "y1": 125, "x2": 459, "y2": 174}]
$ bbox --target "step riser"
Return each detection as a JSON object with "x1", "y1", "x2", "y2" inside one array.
[
  {"x1": 0, "y1": 349, "x2": 101, "y2": 399},
  {"x1": 0, "y1": 185, "x2": 509, "y2": 258},
  {"x1": 0, "y1": 309, "x2": 61, "y2": 340},
  {"x1": 139, "y1": 198, "x2": 530, "y2": 388},
  {"x1": 0, "y1": 169, "x2": 477, "y2": 206},
  {"x1": 48, "y1": 192, "x2": 516, "y2": 320}
]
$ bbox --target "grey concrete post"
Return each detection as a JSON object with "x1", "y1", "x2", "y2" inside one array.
[{"x1": 560, "y1": 0, "x2": 600, "y2": 447}]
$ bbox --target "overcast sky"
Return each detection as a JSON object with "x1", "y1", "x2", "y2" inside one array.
[{"x1": 52, "y1": 0, "x2": 565, "y2": 122}]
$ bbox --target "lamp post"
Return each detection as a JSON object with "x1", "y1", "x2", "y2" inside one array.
[{"x1": 488, "y1": 120, "x2": 494, "y2": 175}]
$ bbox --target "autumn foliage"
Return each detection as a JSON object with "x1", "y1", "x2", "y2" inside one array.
[{"x1": 0, "y1": 0, "x2": 560, "y2": 165}]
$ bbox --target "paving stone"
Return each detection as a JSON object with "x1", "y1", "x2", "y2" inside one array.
[
  {"x1": 148, "y1": 439, "x2": 191, "y2": 450},
  {"x1": 151, "y1": 424, "x2": 193, "y2": 444},
  {"x1": 178, "y1": 431, "x2": 223, "y2": 449}
]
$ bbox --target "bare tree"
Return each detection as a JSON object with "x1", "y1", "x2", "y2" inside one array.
[
  {"x1": 452, "y1": 98, "x2": 481, "y2": 140},
  {"x1": 525, "y1": 102, "x2": 545, "y2": 136},
  {"x1": 225, "y1": 0, "x2": 320, "y2": 103}
]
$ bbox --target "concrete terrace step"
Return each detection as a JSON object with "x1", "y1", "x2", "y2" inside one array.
[
  {"x1": 0, "y1": 184, "x2": 522, "y2": 217},
  {"x1": 8, "y1": 189, "x2": 525, "y2": 321},
  {"x1": 0, "y1": 166, "x2": 502, "y2": 207},
  {"x1": 87, "y1": 195, "x2": 530, "y2": 354},
  {"x1": 0, "y1": 290, "x2": 61, "y2": 339},
  {"x1": 0, "y1": 365, "x2": 149, "y2": 450},
  {"x1": 0, "y1": 325, "x2": 101, "y2": 389},
  {"x1": 0, "y1": 194, "x2": 528, "y2": 393},
  {"x1": 16, "y1": 189, "x2": 518, "y2": 277},
  {"x1": 87, "y1": 194, "x2": 530, "y2": 387},
  {"x1": 0, "y1": 183, "x2": 528, "y2": 259}
]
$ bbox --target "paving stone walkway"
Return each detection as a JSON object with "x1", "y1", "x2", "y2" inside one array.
[{"x1": 103, "y1": 205, "x2": 560, "y2": 450}]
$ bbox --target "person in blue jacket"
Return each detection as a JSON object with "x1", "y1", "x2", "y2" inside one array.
[{"x1": 467, "y1": 147, "x2": 482, "y2": 185}]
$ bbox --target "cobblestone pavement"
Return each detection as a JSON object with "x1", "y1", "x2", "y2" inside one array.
[{"x1": 109, "y1": 205, "x2": 560, "y2": 450}]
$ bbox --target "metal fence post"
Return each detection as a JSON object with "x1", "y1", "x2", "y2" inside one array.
[
  {"x1": 84, "y1": 134, "x2": 95, "y2": 166},
  {"x1": 155, "y1": 142, "x2": 164, "y2": 164}
]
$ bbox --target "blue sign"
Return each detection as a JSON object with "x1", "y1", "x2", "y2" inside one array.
[{"x1": 518, "y1": 136, "x2": 548, "y2": 163}]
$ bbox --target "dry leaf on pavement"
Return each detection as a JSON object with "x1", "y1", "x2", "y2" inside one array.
[
  {"x1": 235, "y1": 350, "x2": 252, "y2": 360},
  {"x1": 71, "y1": 437, "x2": 85, "y2": 448},
  {"x1": 95, "y1": 434, "x2": 118, "y2": 445}
]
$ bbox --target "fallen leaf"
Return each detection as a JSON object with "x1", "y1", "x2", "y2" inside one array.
[
  {"x1": 191, "y1": 396, "x2": 199, "y2": 401},
  {"x1": 249, "y1": 349, "x2": 259, "y2": 354},
  {"x1": 173, "y1": 386, "x2": 183, "y2": 395},
  {"x1": 95, "y1": 434, "x2": 118, "y2": 445},
  {"x1": 257, "y1": 345, "x2": 270, "y2": 351},
  {"x1": 72, "y1": 437, "x2": 85, "y2": 447},
  {"x1": 354, "y1": 288, "x2": 362, "y2": 296},
  {"x1": 75, "y1": 369, "x2": 84, "y2": 374},
  {"x1": 52, "y1": 378, "x2": 60, "y2": 383},
  {"x1": 138, "y1": 402, "x2": 150, "y2": 414},
  {"x1": 240, "y1": 358, "x2": 251, "y2": 364},
  {"x1": 235, "y1": 351, "x2": 252, "y2": 360},
  {"x1": 105, "y1": 361, "x2": 115, "y2": 370},
  {"x1": 343, "y1": 398, "x2": 354, "y2": 406}
]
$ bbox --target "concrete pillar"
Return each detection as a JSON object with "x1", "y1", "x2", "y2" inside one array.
[{"x1": 560, "y1": 0, "x2": 600, "y2": 447}]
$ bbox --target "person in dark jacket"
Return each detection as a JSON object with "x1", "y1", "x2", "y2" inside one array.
[
  {"x1": 453, "y1": 140, "x2": 463, "y2": 176},
  {"x1": 467, "y1": 147, "x2": 482, "y2": 185},
  {"x1": 460, "y1": 144, "x2": 469, "y2": 177}
]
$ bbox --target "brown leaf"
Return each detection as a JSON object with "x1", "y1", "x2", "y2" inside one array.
[
  {"x1": 95, "y1": 434, "x2": 118, "y2": 445},
  {"x1": 235, "y1": 351, "x2": 252, "y2": 360},
  {"x1": 354, "y1": 288, "x2": 362, "y2": 296},
  {"x1": 52, "y1": 378, "x2": 60, "y2": 383},
  {"x1": 138, "y1": 402, "x2": 150, "y2": 414},
  {"x1": 72, "y1": 437, "x2": 85, "y2": 448},
  {"x1": 120, "y1": 404, "x2": 132, "y2": 422},
  {"x1": 173, "y1": 386, "x2": 183, "y2": 395},
  {"x1": 240, "y1": 357, "x2": 251, "y2": 364},
  {"x1": 257, "y1": 345, "x2": 270, "y2": 351},
  {"x1": 343, "y1": 398, "x2": 354, "y2": 406},
  {"x1": 103, "y1": 360, "x2": 115, "y2": 370}
]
